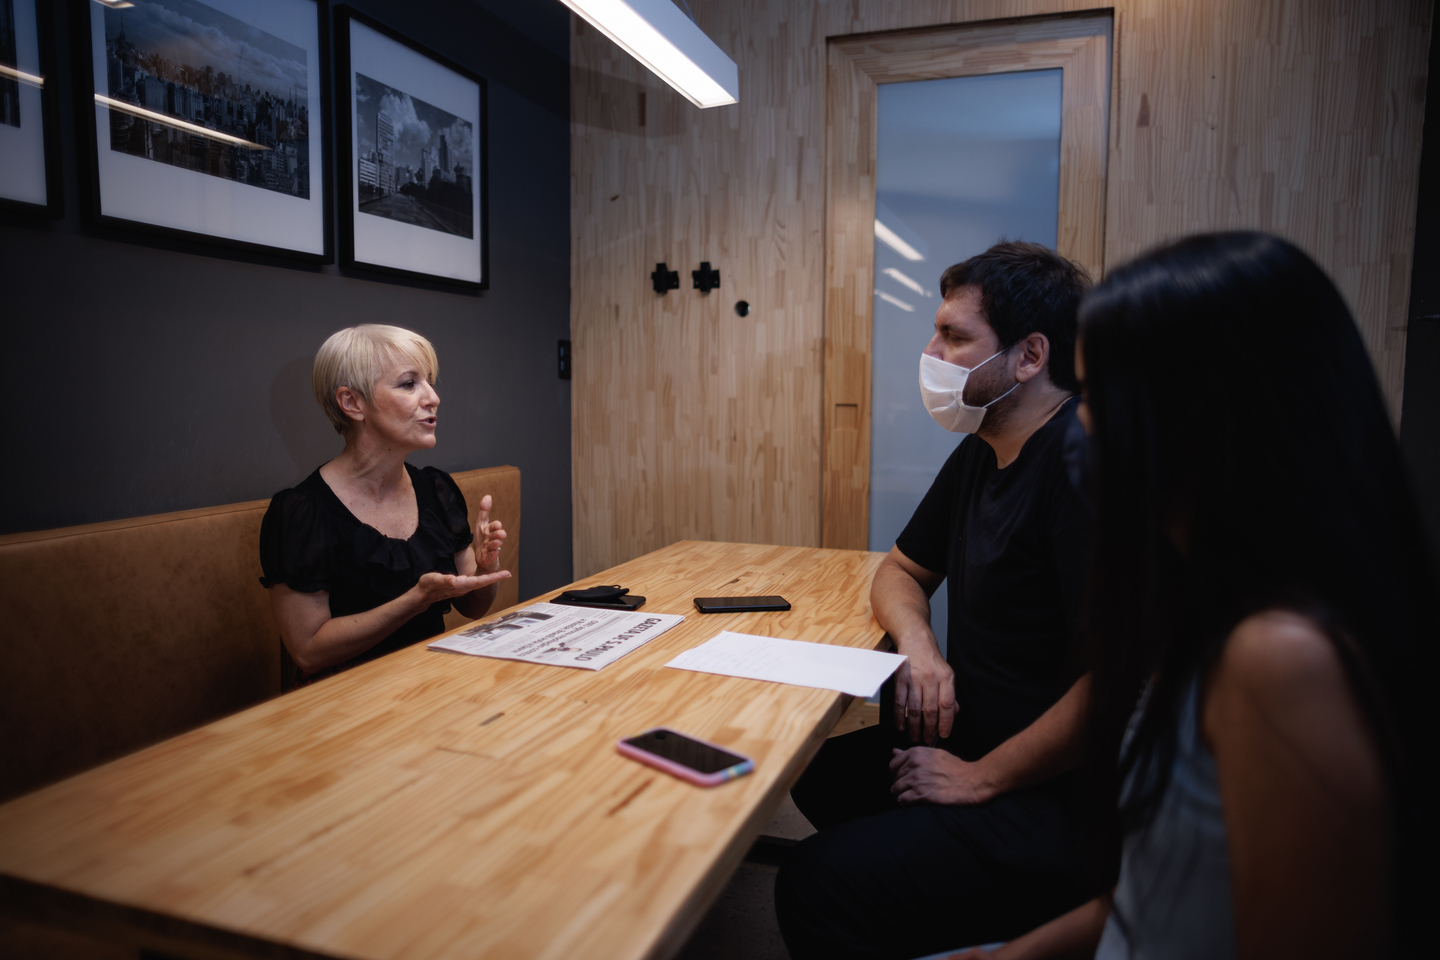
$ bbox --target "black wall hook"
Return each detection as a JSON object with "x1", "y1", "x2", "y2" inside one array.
[
  {"x1": 692, "y1": 262, "x2": 720, "y2": 293},
  {"x1": 651, "y1": 263, "x2": 680, "y2": 294}
]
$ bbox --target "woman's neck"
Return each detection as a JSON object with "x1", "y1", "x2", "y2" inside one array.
[{"x1": 323, "y1": 430, "x2": 412, "y2": 498}]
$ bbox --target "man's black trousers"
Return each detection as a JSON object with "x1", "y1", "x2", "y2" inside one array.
[{"x1": 775, "y1": 724, "x2": 1090, "y2": 960}]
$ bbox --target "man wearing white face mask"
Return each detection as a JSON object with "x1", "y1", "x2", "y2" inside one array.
[{"x1": 778, "y1": 242, "x2": 1095, "y2": 960}]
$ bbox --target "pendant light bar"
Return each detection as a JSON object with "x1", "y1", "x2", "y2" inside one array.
[{"x1": 559, "y1": 0, "x2": 738, "y2": 108}]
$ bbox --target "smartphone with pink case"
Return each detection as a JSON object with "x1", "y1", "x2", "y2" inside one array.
[{"x1": 616, "y1": 727, "x2": 755, "y2": 786}]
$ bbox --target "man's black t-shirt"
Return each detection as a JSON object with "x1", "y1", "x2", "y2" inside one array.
[{"x1": 895, "y1": 397, "x2": 1090, "y2": 762}]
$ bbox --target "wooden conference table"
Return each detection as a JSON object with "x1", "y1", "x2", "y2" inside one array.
[{"x1": 0, "y1": 540, "x2": 888, "y2": 960}]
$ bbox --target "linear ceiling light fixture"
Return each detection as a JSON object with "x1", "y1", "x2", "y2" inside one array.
[{"x1": 558, "y1": 0, "x2": 738, "y2": 108}]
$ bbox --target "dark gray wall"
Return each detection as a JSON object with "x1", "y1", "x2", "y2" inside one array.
[
  {"x1": 0, "y1": 0, "x2": 574, "y2": 596},
  {"x1": 1403, "y1": 0, "x2": 1440, "y2": 560}
]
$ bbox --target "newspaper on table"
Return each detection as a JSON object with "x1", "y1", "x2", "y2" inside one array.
[{"x1": 428, "y1": 602, "x2": 684, "y2": 670}]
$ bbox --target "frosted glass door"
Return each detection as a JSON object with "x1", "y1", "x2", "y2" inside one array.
[{"x1": 869, "y1": 69, "x2": 1062, "y2": 648}]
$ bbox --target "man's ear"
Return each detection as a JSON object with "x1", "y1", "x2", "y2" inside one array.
[
  {"x1": 335, "y1": 386, "x2": 366, "y2": 424},
  {"x1": 1014, "y1": 332, "x2": 1051, "y2": 383}
]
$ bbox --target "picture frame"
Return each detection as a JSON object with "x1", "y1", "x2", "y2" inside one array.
[
  {"x1": 73, "y1": 0, "x2": 329, "y2": 261},
  {"x1": 0, "y1": 0, "x2": 63, "y2": 215},
  {"x1": 335, "y1": 7, "x2": 488, "y2": 289}
]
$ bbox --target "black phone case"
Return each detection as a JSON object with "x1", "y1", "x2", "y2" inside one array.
[{"x1": 551, "y1": 595, "x2": 646, "y2": 611}]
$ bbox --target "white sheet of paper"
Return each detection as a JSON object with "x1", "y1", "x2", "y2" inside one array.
[{"x1": 664, "y1": 631, "x2": 907, "y2": 698}]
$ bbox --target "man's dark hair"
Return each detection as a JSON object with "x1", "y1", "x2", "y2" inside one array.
[{"x1": 938, "y1": 241, "x2": 1090, "y2": 392}]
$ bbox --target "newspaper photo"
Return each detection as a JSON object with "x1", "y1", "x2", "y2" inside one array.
[{"x1": 428, "y1": 602, "x2": 685, "y2": 670}]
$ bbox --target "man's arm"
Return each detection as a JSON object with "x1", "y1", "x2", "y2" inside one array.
[
  {"x1": 871, "y1": 545, "x2": 955, "y2": 743},
  {"x1": 890, "y1": 673, "x2": 1090, "y2": 805}
]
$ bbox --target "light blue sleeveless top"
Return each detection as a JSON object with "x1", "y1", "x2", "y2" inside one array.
[{"x1": 1095, "y1": 677, "x2": 1236, "y2": 960}]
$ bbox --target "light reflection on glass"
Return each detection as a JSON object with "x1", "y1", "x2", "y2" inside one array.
[
  {"x1": 95, "y1": 93, "x2": 272, "y2": 151},
  {"x1": 0, "y1": 64, "x2": 43, "y2": 88},
  {"x1": 874, "y1": 219, "x2": 925, "y2": 261}
]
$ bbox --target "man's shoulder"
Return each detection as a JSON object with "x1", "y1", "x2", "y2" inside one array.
[{"x1": 928, "y1": 433, "x2": 982, "y2": 484}]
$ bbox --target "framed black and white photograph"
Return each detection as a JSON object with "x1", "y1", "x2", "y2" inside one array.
[
  {"x1": 0, "y1": 0, "x2": 61, "y2": 214},
  {"x1": 336, "y1": 7, "x2": 487, "y2": 288},
  {"x1": 76, "y1": 0, "x2": 327, "y2": 259}
]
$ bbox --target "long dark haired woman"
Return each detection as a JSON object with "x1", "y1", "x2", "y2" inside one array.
[{"x1": 948, "y1": 232, "x2": 1436, "y2": 960}]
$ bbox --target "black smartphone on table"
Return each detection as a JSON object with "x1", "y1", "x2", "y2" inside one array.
[{"x1": 692, "y1": 595, "x2": 791, "y2": 613}]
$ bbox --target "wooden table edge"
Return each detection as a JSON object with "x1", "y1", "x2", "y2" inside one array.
[{"x1": 644, "y1": 690, "x2": 857, "y2": 960}]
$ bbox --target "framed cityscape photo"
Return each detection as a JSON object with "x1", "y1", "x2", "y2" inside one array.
[
  {"x1": 76, "y1": 0, "x2": 328, "y2": 260},
  {"x1": 0, "y1": 0, "x2": 62, "y2": 214},
  {"x1": 336, "y1": 8, "x2": 487, "y2": 288}
]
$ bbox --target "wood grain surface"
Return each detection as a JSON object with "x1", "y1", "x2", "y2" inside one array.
[
  {"x1": 0, "y1": 542, "x2": 887, "y2": 960},
  {"x1": 822, "y1": 16, "x2": 1112, "y2": 550},
  {"x1": 570, "y1": 0, "x2": 1432, "y2": 576}
]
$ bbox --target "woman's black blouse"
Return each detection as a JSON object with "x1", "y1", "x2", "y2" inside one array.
[{"x1": 259, "y1": 463, "x2": 472, "y2": 678}]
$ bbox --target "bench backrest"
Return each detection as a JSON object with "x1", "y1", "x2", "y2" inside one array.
[{"x1": 0, "y1": 465, "x2": 520, "y2": 803}]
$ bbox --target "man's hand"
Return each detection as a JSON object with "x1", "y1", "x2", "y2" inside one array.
[
  {"x1": 893, "y1": 646, "x2": 957, "y2": 743},
  {"x1": 889, "y1": 746, "x2": 998, "y2": 806},
  {"x1": 870, "y1": 546, "x2": 952, "y2": 742}
]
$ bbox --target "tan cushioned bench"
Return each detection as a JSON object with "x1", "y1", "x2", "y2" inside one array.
[{"x1": 0, "y1": 465, "x2": 520, "y2": 804}]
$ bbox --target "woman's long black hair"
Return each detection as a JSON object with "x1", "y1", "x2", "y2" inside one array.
[{"x1": 1078, "y1": 232, "x2": 1436, "y2": 954}]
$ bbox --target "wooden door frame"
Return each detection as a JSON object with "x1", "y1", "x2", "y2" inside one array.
[{"x1": 821, "y1": 13, "x2": 1114, "y2": 550}]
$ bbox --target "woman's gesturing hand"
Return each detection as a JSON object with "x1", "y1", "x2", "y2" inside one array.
[
  {"x1": 474, "y1": 494, "x2": 507, "y2": 573},
  {"x1": 412, "y1": 569, "x2": 510, "y2": 606}
]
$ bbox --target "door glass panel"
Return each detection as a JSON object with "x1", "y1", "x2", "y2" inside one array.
[{"x1": 869, "y1": 69, "x2": 1062, "y2": 651}]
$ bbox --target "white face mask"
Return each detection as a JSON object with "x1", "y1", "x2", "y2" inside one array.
[{"x1": 918, "y1": 350, "x2": 1020, "y2": 433}]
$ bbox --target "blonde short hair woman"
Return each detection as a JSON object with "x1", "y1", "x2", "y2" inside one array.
[{"x1": 260, "y1": 324, "x2": 508, "y2": 685}]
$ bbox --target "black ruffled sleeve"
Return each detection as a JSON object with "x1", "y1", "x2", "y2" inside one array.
[
  {"x1": 425, "y1": 467, "x2": 474, "y2": 553},
  {"x1": 258, "y1": 485, "x2": 335, "y2": 592}
]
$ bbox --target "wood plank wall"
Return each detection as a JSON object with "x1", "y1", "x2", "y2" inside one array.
[{"x1": 571, "y1": 0, "x2": 1433, "y2": 578}]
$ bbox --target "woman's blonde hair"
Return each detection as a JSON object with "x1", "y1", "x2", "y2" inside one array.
[{"x1": 312, "y1": 325, "x2": 439, "y2": 433}]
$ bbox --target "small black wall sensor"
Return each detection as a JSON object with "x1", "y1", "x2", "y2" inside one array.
[
  {"x1": 652, "y1": 263, "x2": 680, "y2": 294},
  {"x1": 693, "y1": 262, "x2": 720, "y2": 293},
  {"x1": 734, "y1": 300, "x2": 750, "y2": 317},
  {"x1": 557, "y1": 339, "x2": 571, "y2": 380}
]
